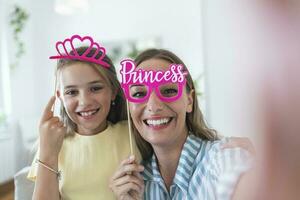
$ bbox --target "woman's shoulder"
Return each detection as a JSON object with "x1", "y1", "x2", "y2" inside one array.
[
  {"x1": 192, "y1": 136, "x2": 247, "y2": 163},
  {"x1": 189, "y1": 135, "x2": 226, "y2": 155},
  {"x1": 194, "y1": 136, "x2": 251, "y2": 172}
]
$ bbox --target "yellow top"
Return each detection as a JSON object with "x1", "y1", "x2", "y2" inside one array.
[{"x1": 28, "y1": 120, "x2": 140, "y2": 200}]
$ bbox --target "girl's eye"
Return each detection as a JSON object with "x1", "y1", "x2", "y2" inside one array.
[
  {"x1": 131, "y1": 91, "x2": 147, "y2": 98},
  {"x1": 65, "y1": 90, "x2": 78, "y2": 96},
  {"x1": 90, "y1": 86, "x2": 103, "y2": 92}
]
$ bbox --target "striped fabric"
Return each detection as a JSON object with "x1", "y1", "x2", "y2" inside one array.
[{"x1": 141, "y1": 135, "x2": 251, "y2": 200}]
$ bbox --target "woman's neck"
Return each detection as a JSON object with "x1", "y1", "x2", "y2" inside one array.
[{"x1": 152, "y1": 130, "x2": 188, "y2": 191}]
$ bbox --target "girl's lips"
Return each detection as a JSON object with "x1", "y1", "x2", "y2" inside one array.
[{"x1": 77, "y1": 108, "x2": 100, "y2": 120}]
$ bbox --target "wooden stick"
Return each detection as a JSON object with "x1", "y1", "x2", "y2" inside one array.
[{"x1": 126, "y1": 100, "x2": 134, "y2": 156}]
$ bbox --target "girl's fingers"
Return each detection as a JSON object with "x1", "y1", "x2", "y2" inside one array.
[
  {"x1": 41, "y1": 96, "x2": 56, "y2": 123},
  {"x1": 48, "y1": 117, "x2": 60, "y2": 124}
]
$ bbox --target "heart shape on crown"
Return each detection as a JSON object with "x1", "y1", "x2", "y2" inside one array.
[{"x1": 49, "y1": 34, "x2": 110, "y2": 68}]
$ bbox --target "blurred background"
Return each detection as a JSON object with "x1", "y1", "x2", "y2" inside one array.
[{"x1": 2, "y1": 0, "x2": 299, "y2": 199}]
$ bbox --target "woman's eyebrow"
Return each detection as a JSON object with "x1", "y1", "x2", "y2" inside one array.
[{"x1": 130, "y1": 84, "x2": 144, "y2": 88}]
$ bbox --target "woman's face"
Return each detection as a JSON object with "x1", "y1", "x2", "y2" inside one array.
[
  {"x1": 58, "y1": 62, "x2": 115, "y2": 135},
  {"x1": 129, "y1": 58, "x2": 194, "y2": 147}
]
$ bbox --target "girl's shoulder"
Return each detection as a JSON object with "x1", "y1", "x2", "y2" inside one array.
[
  {"x1": 110, "y1": 120, "x2": 128, "y2": 127},
  {"x1": 110, "y1": 120, "x2": 129, "y2": 132}
]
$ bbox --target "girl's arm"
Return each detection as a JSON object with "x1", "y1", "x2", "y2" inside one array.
[
  {"x1": 32, "y1": 96, "x2": 66, "y2": 200},
  {"x1": 33, "y1": 156, "x2": 61, "y2": 200}
]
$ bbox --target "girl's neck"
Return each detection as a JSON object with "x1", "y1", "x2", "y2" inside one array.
[
  {"x1": 77, "y1": 120, "x2": 108, "y2": 136},
  {"x1": 152, "y1": 129, "x2": 188, "y2": 191}
]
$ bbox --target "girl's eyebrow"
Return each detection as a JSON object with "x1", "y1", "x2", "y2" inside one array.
[
  {"x1": 87, "y1": 80, "x2": 105, "y2": 85},
  {"x1": 64, "y1": 80, "x2": 105, "y2": 89}
]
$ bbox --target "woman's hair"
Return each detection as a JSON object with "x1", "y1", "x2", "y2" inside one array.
[
  {"x1": 132, "y1": 48, "x2": 219, "y2": 160},
  {"x1": 57, "y1": 46, "x2": 127, "y2": 137}
]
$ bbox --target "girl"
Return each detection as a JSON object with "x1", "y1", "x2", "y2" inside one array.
[
  {"x1": 110, "y1": 49, "x2": 252, "y2": 200},
  {"x1": 28, "y1": 45, "x2": 137, "y2": 200}
]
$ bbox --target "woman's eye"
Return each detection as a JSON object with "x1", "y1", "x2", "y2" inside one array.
[
  {"x1": 90, "y1": 86, "x2": 103, "y2": 92},
  {"x1": 161, "y1": 88, "x2": 178, "y2": 96},
  {"x1": 131, "y1": 91, "x2": 147, "y2": 98},
  {"x1": 65, "y1": 90, "x2": 78, "y2": 96}
]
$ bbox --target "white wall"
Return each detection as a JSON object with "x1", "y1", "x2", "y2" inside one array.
[
  {"x1": 7, "y1": 0, "x2": 205, "y2": 123},
  {"x1": 202, "y1": 0, "x2": 260, "y2": 138}
]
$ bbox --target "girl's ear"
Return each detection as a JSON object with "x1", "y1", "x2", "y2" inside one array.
[
  {"x1": 186, "y1": 89, "x2": 194, "y2": 113},
  {"x1": 56, "y1": 90, "x2": 63, "y2": 102},
  {"x1": 111, "y1": 88, "x2": 118, "y2": 101}
]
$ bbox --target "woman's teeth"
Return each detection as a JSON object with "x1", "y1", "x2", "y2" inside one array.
[{"x1": 145, "y1": 118, "x2": 172, "y2": 126}]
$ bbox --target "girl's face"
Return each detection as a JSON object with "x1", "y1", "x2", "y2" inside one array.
[
  {"x1": 58, "y1": 62, "x2": 115, "y2": 135},
  {"x1": 129, "y1": 58, "x2": 194, "y2": 147}
]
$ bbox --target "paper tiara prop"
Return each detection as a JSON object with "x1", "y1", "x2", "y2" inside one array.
[{"x1": 49, "y1": 35, "x2": 110, "y2": 67}]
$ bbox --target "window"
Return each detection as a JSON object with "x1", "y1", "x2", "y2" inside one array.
[{"x1": 0, "y1": 10, "x2": 12, "y2": 129}]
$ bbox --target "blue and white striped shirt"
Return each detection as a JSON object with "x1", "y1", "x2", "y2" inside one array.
[{"x1": 142, "y1": 135, "x2": 251, "y2": 200}]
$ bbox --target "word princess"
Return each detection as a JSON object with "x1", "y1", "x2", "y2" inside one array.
[
  {"x1": 120, "y1": 59, "x2": 187, "y2": 85},
  {"x1": 120, "y1": 59, "x2": 188, "y2": 103}
]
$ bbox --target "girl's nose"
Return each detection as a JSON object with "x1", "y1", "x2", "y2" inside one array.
[
  {"x1": 146, "y1": 91, "x2": 163, "y2": 113},
  {"x1": 78, "y1": 92, "x2": 92, "y2": 106}
]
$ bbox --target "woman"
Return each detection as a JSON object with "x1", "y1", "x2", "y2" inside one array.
[{"x1": 110, "y1": 49, "x2": 252, "y2": 200}]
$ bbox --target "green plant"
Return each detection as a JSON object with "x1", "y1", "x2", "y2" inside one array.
[
  {"x1": 0, "y1": 111, "x2": 6, "y2": 126},
  {"x1": 9, "y1": 5, "x2": 29, "y2": 70},
  {"x1": 126, "y1": 42, "x2": 139, "y2": 59},
  {"x1": 194, "y1": 74, "x2": 204, "y2": 98}
]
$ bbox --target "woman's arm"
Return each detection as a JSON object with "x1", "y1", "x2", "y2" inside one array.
[{"x1": 109, "y1": 155, "x2": 144, "y2": 200}]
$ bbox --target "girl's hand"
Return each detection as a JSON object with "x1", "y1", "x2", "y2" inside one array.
[
  {"x1": 109, "y1": 156, "x2": 145, "y2": 200},
  {"x1": 222, "y1": 137, "x2": 256, "y2": 155},
  {"x1": 39, "y1": 96, "x2": 66, "y2": 163}
]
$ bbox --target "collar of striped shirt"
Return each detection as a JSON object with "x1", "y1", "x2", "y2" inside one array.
[{"x1": 142, "y1": 134, "x2": 202, "y2": 194}]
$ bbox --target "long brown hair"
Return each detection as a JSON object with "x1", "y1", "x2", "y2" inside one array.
[
  {"x1": 132, "y1": 49, "x2": 219, "y2": 160},
  {"x1": 56, "y1": 46, "x2": 127, "y2": 137}
]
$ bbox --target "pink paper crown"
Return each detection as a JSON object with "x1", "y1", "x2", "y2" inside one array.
[{"x1": 49, "y1": 35, "x2": 110, "y2": 68}]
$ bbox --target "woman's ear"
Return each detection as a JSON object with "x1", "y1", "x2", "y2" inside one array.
[{"x1": 186, "y1": 89, "x2": 194, "y2": 113}]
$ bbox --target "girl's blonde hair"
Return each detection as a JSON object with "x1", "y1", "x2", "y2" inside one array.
[
  {"x1": 57, "y1": 46, "x2": 127, "y2": 137},
  {"x1": 132, "y1": 49, "x2": 219, "y2": 160}
]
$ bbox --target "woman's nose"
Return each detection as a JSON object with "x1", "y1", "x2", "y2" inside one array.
[{"x1": 146, "y1": 91, "x2": 163, "y2": 113}]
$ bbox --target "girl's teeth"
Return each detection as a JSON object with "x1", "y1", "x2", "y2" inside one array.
[
  {"x1": 146, "y1": 118, "x2": 170, "y2": 126},
  {"x1": 80, "y1": 110, "x2": 97, "y2": 116}
]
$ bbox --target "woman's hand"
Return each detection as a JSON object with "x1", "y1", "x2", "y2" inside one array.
[
  {"x1": 109, "y1": 155, "x2": 145, "y2": 200},
  {"x1": 39, "y1": 96, "x2": 66, "y2": 164},
  {"x1": 222, "y1": 137, "x2": 255, "y2": 155}
]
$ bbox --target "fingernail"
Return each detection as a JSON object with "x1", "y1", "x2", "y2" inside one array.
[{"x1": 129, "y1": 155, "x2": 135, "y2": 161}]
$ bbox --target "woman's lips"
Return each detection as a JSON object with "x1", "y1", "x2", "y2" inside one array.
[{"x1": 143, "y1": 117, "x2": 173, "y2": 130}]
